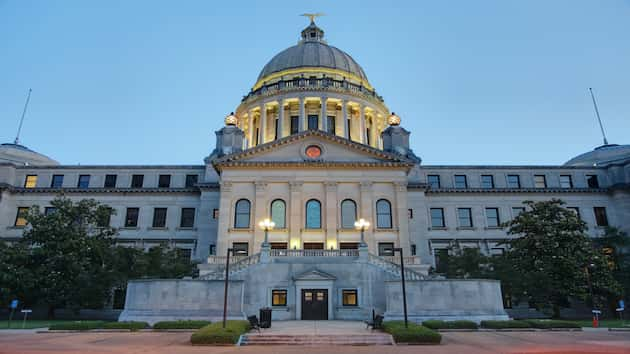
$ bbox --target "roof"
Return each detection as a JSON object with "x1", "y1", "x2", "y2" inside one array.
[
  {"x1": 0, "y1": 142, "x2": 58, "y2": 166},
  {"x1": 564, "y1": 144, "x2": 630, "y2": 167}
]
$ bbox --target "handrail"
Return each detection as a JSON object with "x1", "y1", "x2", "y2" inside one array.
[
  {"x1": 382, "y1": 256, "x2": 422, "y2": 265},
  {"x1": 206, "y1": 255, "x2": 249, "y2": 264},
  {"x1": 367, "y1": 253, "x2": 424, "y2": 281}
]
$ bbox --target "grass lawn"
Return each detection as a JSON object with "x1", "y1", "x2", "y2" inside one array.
[
  {"x1": 565, "y1": 319, "x2": 629, "y2": 328},
  {"x1": 0, "y1": 320, "x2": 77, "y2": 330}
]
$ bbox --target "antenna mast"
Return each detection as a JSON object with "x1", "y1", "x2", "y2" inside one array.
[
  {"x1": 14, "y1": 88, "x2": 33, "y2": 145},
  {"x1": 588, "y1": 87, "x2": 608, "y2": 146}
]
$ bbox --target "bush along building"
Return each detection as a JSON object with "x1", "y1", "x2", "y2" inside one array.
[{"x1": 1, "y1": 19, "x2": 628, "y2": 324}]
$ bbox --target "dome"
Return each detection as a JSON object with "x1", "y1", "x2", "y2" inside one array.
[
  {"x1": 564, "y1": 144, "x2": 630, "y2": 167},
  {"x1": 256, "y1": 21, "x2": 369, "y2": 85},
  {"x1": 0, "y1": 143, "x2": 58, "y2": 166}
]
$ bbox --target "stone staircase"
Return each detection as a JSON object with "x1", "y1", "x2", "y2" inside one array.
[{"x1": 239, "y1": 333, "x2": 395, "y2": 346}]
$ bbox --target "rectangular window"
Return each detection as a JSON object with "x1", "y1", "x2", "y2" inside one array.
[
  {"x1": 158, "y1": 174, "x2": 171, "y2": 188},
  {"x1": 125, "y1": 207, "x2": 139, "y2": 227},
  {"x1": 411, "y1": 244, "x2": 417, "y2": 256},
  {"x1": 303, "y1": 242, "x2": 324, "y2": 250},
  {"x1": 44, "y1": 207, "x2": 57, "y2": 216},
  {"x1": 594, "y1": 207, "x2": 608, "y2": 226},
  {"x1": 506, "y1": 175, "x2": 521, "y2": 188},
  {"x1": 14, "y1": 207, "x2": 29, "y2": 227},
  {"x1": 427, "y1": 175, "x2": 440, "y2": 189},
  {"x1": 232, "y1": 242, "x2": 249, "y2": 256},
  {"x1": 180, "y1": 208, "x2": 195, "y2": 228},
  {"x1": 366, "y1": 128, "x2": 371, "y2": 145},
  {"x1": 307, "y1": 114, "x2": 318, "y2": 130},
  {"x1": 430, "y1": 208, "x2": 445, "y2": 228},
  {"x1": 559, "y1": 175, "x2": 573, "y2": 188},
  {"x1": 104, "y1": 174, "x2": 117, "y2": 188},
  {"x1": 339, "y1": 242, "x2": 359, "y2": 250},
  {"x1": 290, "y1": 116, "x2": 299, "y2": 134},
  {"x1": 51, "y1": 174, "x2": 64, "y2": 188},
  {"x1": 347, "y1": 118, "x2": 352, "y2": 140},
  {"x1": 342, "y1": 289, "x2": 358, "y2": 306},
  {"x1": 212, "y1": 208, "x2": 219, "y2": 219},
  {"x1": 185, "y1": 174, "x2": 198, "y2": 187},
  {"x1": 327, "y1": 116, "x2": 336, "y2": 134},
  {"x1": 272, "y1": 289, "x2": 287, "y2": 306},
  {"x1": 481, "y1": 175, "x2": 494, "y2": 188},
  {"x1": 454, "y1": 175, "x2": 467, "y2": 188},
  {"x1": 486, "y1": 208, "x2": 500, "y2": 227},
  {"x1": 567, "y1": 207, "x2": 580, "y2": 219},
  {"x1": 24, "y1": 175, "x2": 38, "y2": 188},
  {"x1": 512, "y1": 207, "x2": 525, "y2": 218},
  {"x1": 77, "y1": 174, "x2": 90, "y2": 188},
  {"x1": 131, "y1": 174, "x2": 144, "y2": 188},
  {"x1": 177, "y1": 248, "x2": 192, "y2": 260},
  {"x1": 270, "y1": 242, "x2": 288, "y2": 250},
  {"x1": 378, "y1": 242, "x2": 394, "y2": 256},
  {"x1": 209, "y1": 244, "x2": 216, "y2": 256},
  {"x1": 586, "y1": 175, "x2": 599, "y2": 188},
  {"x1": 408, "y1": 208, "x2": 413, "y2": 219},
  {"x1": 152, "y1": 208, "x2": 167, "y2": 228},
  {"x1": 457, "y1": 208, "x2": 473, "y2": 227},
  {"x1": 434, "y1": 249, "x2": 449, "y2": 274},
  {"x1": 534, "y1": 175, "x2": 547, "y2": 188}
]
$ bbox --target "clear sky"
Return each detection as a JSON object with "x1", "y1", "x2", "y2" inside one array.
[{"x1": 1, "y1": 0, "x2": 629, "y2": 166}]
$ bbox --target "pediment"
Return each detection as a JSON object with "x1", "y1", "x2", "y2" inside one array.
[{"x1": 293, "y1": 269, "x2": 337, "y2": 281}]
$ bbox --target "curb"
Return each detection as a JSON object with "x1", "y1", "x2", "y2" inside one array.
[
  {"x1": 39, "y1": 329, "x2": 197, "y2": 334},
  {"x1": 609, "y1": 328, "x2": 630, "y2": 332}
]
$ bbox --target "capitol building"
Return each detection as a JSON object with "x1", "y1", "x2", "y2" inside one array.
[{"x1": 1, "y1": 19, "x2": 629, "y2": 323}]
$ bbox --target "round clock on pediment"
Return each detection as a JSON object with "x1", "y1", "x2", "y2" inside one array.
[{"x1": 305, "y1": 145, "x2": 322, "y2": 159}]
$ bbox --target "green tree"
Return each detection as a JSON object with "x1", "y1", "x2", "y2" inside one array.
[
  {"x1": 504, "y1": 199, "x2": 621, "y2": 317},
  {"x1": 444, "y1": 245, "x2": 492, "y2": 279},
  {"x1": 592, "y1": 227, "x2": 630, "y2": 303}
]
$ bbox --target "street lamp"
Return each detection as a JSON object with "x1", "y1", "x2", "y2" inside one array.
[
  {"x1": 584, "y1": 262, "x2": 599, "y2": 327},
  {"x1": 354, "y1": 218, "x2": 370, "y2": 247},
  {"x1": 222, "y1": 247, "x2": 246, "y2": 328},
  {"x1": 386, "y1": 247, "x2": 409, "y2": 328},
  {"x1": 258, "y1": 218, "x2": 275, "y2": 246}
]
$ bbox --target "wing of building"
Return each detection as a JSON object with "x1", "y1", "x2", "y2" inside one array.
[{"x1": 1, "y1": 20, "x2": 629, "y2": 323}]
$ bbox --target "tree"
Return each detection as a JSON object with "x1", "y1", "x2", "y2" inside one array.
[
  {"x1": 444, "y1": 245, "x2": 492, "y2": 279},
  {"x1": 504, "y1": 199, "x2": 621, "y2": 317},
  {"x1": 592, "y1": 227, "x2": 630, "y2": 304}
]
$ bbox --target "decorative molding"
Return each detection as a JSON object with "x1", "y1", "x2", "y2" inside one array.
[
  {"x1": 255, "y1": 181, "x2": 268, "y2": 192},
  {"x1": 219, "y1": 182, "x2": 233, "y2": 192},
  {"x1": 289, "y1": 181, "x2": 304, "y2": 192},
  {"x1": 394, "y1": 182, "x2": 408, "y2": 192},
  {"x1": 324, "y1": 181, "x2": 338, "y2": 192}
]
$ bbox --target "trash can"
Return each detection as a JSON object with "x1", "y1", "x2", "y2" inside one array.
[{"x1": 259, "y1": 307, "x2": 272, "y2": 328}]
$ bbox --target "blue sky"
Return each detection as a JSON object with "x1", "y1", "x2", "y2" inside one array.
[{"x1": 1, "y1": 0, "x2": 629, "y2": 165}]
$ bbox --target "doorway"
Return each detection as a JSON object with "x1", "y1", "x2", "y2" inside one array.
[{"x1": 301, "y1": 289, "x2": 328, "y2": 320}]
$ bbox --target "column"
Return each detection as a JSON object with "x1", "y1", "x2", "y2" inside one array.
[
  {"x1": 342, "y1": 100, "x2": 349, "y2": 139},
  {"x1": 253, "y1": 181, "x2": 268, "y2": 253},
  {"x1": 247, "y1": 110, "x2": 255, "y2": 147},
  {"x1": 320, "y1": 97, "x2": 328, "y2": 132},
  {"x1": 216, "y1": 182, "x2": 233, "y2": 255},
  {"x1": 359, "y1": 104, "x2": 367, "y2": 144},
  {"x1": 259, "y1": 104, "x2": 267, "y2": 144},
  {"x1": 395, "y1": 182, "x2": 412, "y2": 254},
  {"x1": 324, "y1": 182, "x2": 338, "y2": 249},
  {"x1": 298, "y1": 97, "x2": 305, "y2": 132},
  {"x1": 370, "y1": 112, "x2": 378, "y2": 148},
  {"x1": 359, "y1": 181, "x2": 374, "y2": 250},
  {"x1": 277, "y1": 99, "x2": 284, "y2": 139},
  {"x1": 289, "y1": 181, "x2": 303, "y2": 249}
]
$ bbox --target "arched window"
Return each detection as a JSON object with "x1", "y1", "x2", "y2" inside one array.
[
  {"x1": 340, "y1": 199, "x2": 357, "y2": 229},
  {"x1": 305, "y1": 199, "x2": 321, "y2": 229},
  {"x1": 234, "y1": 199, "x2": 251, "y2": 228},
  {"x1": 270, "y1": 199, "x2": 286, "y2": 228},
  {"x1": 376, "y1": 199, "x2": 392, "y2": 229}
]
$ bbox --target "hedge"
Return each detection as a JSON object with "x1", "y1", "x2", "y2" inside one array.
[
  {"x1": 524, "y1": 320, "x2": 581, "y2": 329},
  {"x1": 48, "y1": 321, "x2": 106, "y2": 330},
  {"x1": 382, "y1": 321, "x2": 442, "y2": 344},
  {"x1": 422, "y1": 320, "x2": 478, "y2": 330},
  {"x1": 154, "y1": 320, "x2": 212, "y2": 329},
  {"x1": 480, "y1": 320, "x2": 532, "y2": 329},
  {"x1": 190, "y1": 321, "x2": 250, "y2": 345},
  {"x1": 101, "y1": 321, "x2": 149, "y2": 331}
]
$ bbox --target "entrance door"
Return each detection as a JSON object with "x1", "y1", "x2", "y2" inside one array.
[{"x1": 301, "y1": 289, "x2": 328, "y2": 320}]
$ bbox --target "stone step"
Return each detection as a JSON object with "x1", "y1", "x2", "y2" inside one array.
[{"x1": 240, "y1": 334, "x2": 394, "y2": 346}]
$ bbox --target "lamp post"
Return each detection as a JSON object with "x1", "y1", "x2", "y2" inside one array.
[
  {"x1": 222, "y1": 247, "x2": 246, "y2": 328},
  {"x1": 354, "y1": 218, "x2": 370, "y2": 247},
  {"x1": 584, "y1": 262, "x2": 599, "y2": 327},
  {"x1": 392, "y1": 247, "x2": 409, "y2": 328},
  {"x1": 258, "y1": 218, "x2": 275, "y2": 247}
]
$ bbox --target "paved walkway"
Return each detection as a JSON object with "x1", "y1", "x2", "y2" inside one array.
[{"x1": 259, "y1": 320, "x2": 370, "y2": 335}]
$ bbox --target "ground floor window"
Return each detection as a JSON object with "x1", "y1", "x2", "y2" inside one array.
[
  {"x1": 304, "y1": 242, "x2": 324, "y2": 250},
  {"x1": 342, "y1": 289, "x2": 358, "y2": 306},
  {"x1": 434, "y1": 248, "x2": 449, "y2": 274},
  {"x1": 378, "y1": 242, "x2": 394, "y2": 256},
  {"x1": 232, "y1": 242, "x2": 249, "y2": 256},
  {"x1": 339, "y1": 242, "x2": 359, "y2": 249},
  {"x1": 270, "y1": 242, "x2": 287, "y2": 249},
  {"x1": 272, "y1": 289, "x2": 287, "y2": 306}
]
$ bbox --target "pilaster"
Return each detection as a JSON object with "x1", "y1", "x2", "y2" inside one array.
[
  {"x1": 359, "y1": 104, "x2": 367, "y2": 144},
  {"x1": 247, "y1": 110, "x2": 255, "y2": 147},
  {"x1": 289, "y1": 181, "x2": 303, "y2": 249},
  {"x1": 259, "y1": 104, "x2": 267, "y2": 144},
  {"x1": 277, "y1": 99, "x2": 285, "y2": 139},
  {"x1": 342, "y1": 100, "x2": 349, "y2": 139},
  {"x1": 394, "y1": 181, "x2": 411, "y2": 253},
  {"x1": 324, "y1": 181, "x2": 338, "y2": 248},
  {"x1": 216, "y1": 181, "x2": 233, "y2": 256},
  {"x1": 320, "y1": 96, "x2": 328, "y2": 132},
  {"x1": 253, "y1": 180, "x2": 268, "y2": 252},
  {"x1": 359, "y1": 181, "x2": 374, "y2": 251},
  {"x1": 298, "y1": 97, "x2": 305, "y2": 132}
]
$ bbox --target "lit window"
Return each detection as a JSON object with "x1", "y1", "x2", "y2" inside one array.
[
  {"x1": 534, "y1": 175, "x2": 546, "y2": 188},
  {"x1": 430, "y1": 208, "x2": 445, "y2": 228},
  {"x1": 180, "y1": 208, "x2": 195, "y2": 228},
  {"x1": 481, "y1": 175, "x2": 494, "y2": 188},
  {"x1": 454, "y1": 175, "x2": 467, "y2": 188},
  {"x1": 271, "y1": 199, "x2": 286, "y2": 228},
  {"x1": 427, "y1": 175, "x2": 440, "y2": 189},
  {"x1": 457, "y1": 208, "x2": 473, "y2": 227},
  {"x1": 24, "y1": 175, "x2": 37, "y2": 188},
  {"x1": 340, "y1": 199, "x2": 357, "y2": 229},
  {"x1": 486, "y1": 208, "x2": 500, "y2": 227},
  {"x1": 14, "y1": 207, "x2": 29, "y2": 227},
  {"x1": 342, "y1": 289, "x2": 358, "y2": 306},
  {"x1": 272, "y1": 289, "x2": 287, "y2": 306},
  {"x1": 234, "y1": 199, "x2": 251, "y2": 228},
  {"x1": 559, "y1": 175, "x2": 573, "y2": 188}
]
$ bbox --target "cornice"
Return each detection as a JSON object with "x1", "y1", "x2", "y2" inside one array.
[
  {"x1": 216, "y1": 161, "x2": 412, "y2": 170},
  {"x1": 12, "y1": 165, "x2": 205, "y2": 170},
  {"x1": 423, "y1": 187, "x2": 609, "y2": 194},
  {"x1": 4, "y1": 186, "x2": 202, "y2": 195}
]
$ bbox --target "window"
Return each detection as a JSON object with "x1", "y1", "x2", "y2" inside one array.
[
  {"x1": 212, "y1": 208, "x2": 219, "y2": 219},
  {"x1": 158, "y1": 174, "x2": 171, "y2": 188},
  {"x1": 434, "y1": 249, "x2": 449, "y2": 274},
  {"x1": 342, "y1": 289, "x2": 358, "y2": 306},
  {"x1": 304, "y1": 242, "x2": 324, "y2": 249},
  {"x1": 559, "y1": 175, "x2": 573, "y2": 188},
  {"x1": 104, "y1": 174, "x2": 117, "y2": 188},
  {"x1": 366, "y1": 128, "x2": 371, "y2": 145},
  {"x1": 97, "y1": 208, "x2": 112, "y2": 227},
  {"x1": 234, "y1": 199, "x2": 251, "y2": 228},
  {"x1": 307, "y1": 115, "x2": 318, "y2": 130},
  {"x1": 486, "y1": 208, "x2": 500, "y2": 227},
  {"x1": 209, "y1": 244, "x2": 216, "y2": 255},
  {"x1": 567, "y1": 207, "x2": 580, "y2": 219},
  {"x1": 131, "y1": 174, "x2": 144, "y2": 188},
  {"x1": 44, "y1": 207, "x2": 57, "y2": 216},
  {"x1": 180, "y1": 208, "x2": 195, "y2": 228},
  {"x1": 125, "y1": 208, "x2": 139, "y2": 227},
  {"x1": 24, "y1": 175, "x2": 38, "y2": 188},
  {"x1": 430, "y1": 208, "x2": 445, "y2": 228},
  {"x1": 481, "y1": 175, "x2": 494, "y2": 188},
  {"x1": 506, "y1": 175, "x2": 520, "y2": 188},
  {"x1": 77, "y1": 174, "x2": 90, "y2": 188},
  {"x1": 152, "y1": 208, "x2": 167, "y2": 228},
  {"x1": 454, "y1": 175, "x2": 467, "y2": 188},
  {"x1": 14, "y1": 207, "x2": 29, "y2": 226},
  {"x1": 411, "y1": 244, "x2": 417, "y2": 256},
  {"x1": 177, "y1": 248, "x2": 192, "y2": 260},
  {"x1": 378, "y1": 242, "x2": 394, "y2": 256},
  {"x1": 340, "y1": 199, "x2": 357, "y2": 229},
  {"x1": 376, "y1": 199, "x2": 393, "y2": 229},
  {"x1": 185, "y1": 174, "x2": 198, "y2": 187},
  {"x1": 586, "y1": 175, "x2": 599, "y2": 188},
  {"x1": 232, "y1": 242, "x2": 249, "y2": 256},
  {"x1": 534, "y1": 175, "x2": 547, "y2": 188},
  {"x1": 305, "y1": 199, "x2": 321, "y2": 229},
  {"x1": 347, "y1": 117, "x2": 352, "y2": 140},
  {"x1": 512, "y1": 207, "x2": 525, "y2": 218},
  {"x1": 270, "y1": 242, "x2": 288, "y2": 250},
  {"x1": 327, "y1": 116, "x2": 336, "y2": 134},
  {"x1": 408, "y1": 208, "x2": 413, "y2": 219},
  {"x1": 290, "y1": 116, "x2": 299, "y2": 134},
  {"x1": 427, "y1": 175, "x2": 440, "y2": 188},
  {"x1": 274, "y1": 118, "x2": 279, "y2": 140},
  {"x1": 457, "y1": 208, "x2": 473, "y2": 228},
  {"x1": 51, "y1": 175, "x2": 64, "y2": 188},
  {"x1": 594, "y1": 207, "x2": 608, "y2": 226},
  {"x1": 340, "y1": 242, "x2": 359, "y2": 250},
  {"x1": 271, "y1": 199, "x2": 286, "y2": 228},
  {"x1": 272, "y1": 289, "x2": 287, "y2": 306}
]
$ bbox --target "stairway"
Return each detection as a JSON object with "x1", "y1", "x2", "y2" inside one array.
[{"x1": 240, "y1": 333, "x2": 395, "y2": 346}]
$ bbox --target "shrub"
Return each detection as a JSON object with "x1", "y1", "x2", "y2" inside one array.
[
  {"x1": 480, "y1": 320, "x2": 532, "y2": 329},
  {"x1": 382, "y1": 321, "x2": 442, "y2": 344},
  {"x1": 154, "y1": 320, "x2": 212, "y2": 329},
  {"x1": 524, "y1": 320, "x2": 581, "y2": 329},
  {"x1": 422, "y1": 320, "x2": 478, "y2": 330},
  {"x1": 48, "y1": 321, "x2": 105, "y2": 330},
  {"x1": 102, "y1": 321, "x2": 149, "y2": 331},
  {"x1": 190, "y1": 321, "x2": 250, "y2": 345}
]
